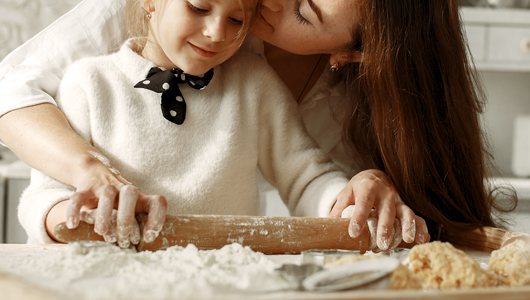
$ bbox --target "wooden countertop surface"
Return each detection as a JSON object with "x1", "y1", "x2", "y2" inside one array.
[{"x1": 1, "y1": 244, "x2": 530, "y2": 300}]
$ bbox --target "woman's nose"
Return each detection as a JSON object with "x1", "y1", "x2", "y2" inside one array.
[
  {"x1": 260, "y1": 0, "x2": 282, "y2": 12},
  {"x1": 203, "y1": 17, "x2": 226, "y2": 42}
]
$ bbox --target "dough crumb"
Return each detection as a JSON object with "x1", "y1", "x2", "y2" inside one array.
[
  {"x1": 403, "y1": 241, "x2": 498, "y2": 289},
  {"x1": 489, "y1": 239, "x2": 530, "y2": 287},
  {"x1": 325, "y1": 254, "x2": 422, "y2": 290}
]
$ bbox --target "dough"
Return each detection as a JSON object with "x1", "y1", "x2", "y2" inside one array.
[
  {"x1": 325, "y1": 254, "x2": 422, "y2": 290},
  {"x1": 403, "y1": 241, "x2": 498, "y2": 289},
  {"x1": 489, "y1": 239, "x2": 530, "y2": 286}
]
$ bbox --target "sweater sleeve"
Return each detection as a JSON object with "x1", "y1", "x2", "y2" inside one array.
[
  {"x1": 18, "y1": 169, "x2": 75, "y2": 244},
  {"x1": 17, "y1": 62, "x2": 94, "y2": 244},
  {"x1": 252, "y1": 60, "x2": 350, "y2": 217}
]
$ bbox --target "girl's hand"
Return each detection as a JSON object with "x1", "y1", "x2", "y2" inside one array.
[
  {"x1": 329, "y1": 169, "x2": 429, "y2": 250},
  {"x1": 66, "y1": 154, "x2": 167, "y2": 246}
]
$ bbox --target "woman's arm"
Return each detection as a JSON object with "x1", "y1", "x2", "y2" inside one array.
[
  {"x1": 0, "y1": 103, "x2": 96, "y2": 187},
  {"x1": 256, "y1": 53, "x2": 429, "y2": 250}
]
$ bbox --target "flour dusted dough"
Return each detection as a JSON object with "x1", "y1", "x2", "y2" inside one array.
[
  {"x1": 325, "y1": 254, "x2": 422, "y2": 290},
  {"x1": 489, "y1": 239, "x2": 530, "y2": 286},
  {"x1": 403, "y1": 241, "x2": 498, "y2": 289}
]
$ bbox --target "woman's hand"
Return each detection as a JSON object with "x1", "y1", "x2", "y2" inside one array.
[{"x1": 329, "y1": 169, "x2": 429, "y2": 250}]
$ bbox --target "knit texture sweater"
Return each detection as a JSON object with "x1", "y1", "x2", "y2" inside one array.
[{"x1": 18, "y1": 41, "x2": 349, "y2": 244}]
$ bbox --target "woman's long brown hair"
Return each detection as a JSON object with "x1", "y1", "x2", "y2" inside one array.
[{"x1": 340, "y1": 0, "x2": 516, "y2": 236}]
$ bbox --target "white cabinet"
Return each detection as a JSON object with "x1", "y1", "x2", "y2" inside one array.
[
  {"x1": 0, "y1": 160, "x2": 30, "y2": 243},
  {"x1": 462, "y1": 7, "x2": 530, "y2": 71},
  {"x1": 463, "y1": 8, "x2": 530, "y2": 234},
  {"x1": 462, "y1": 8, "x2": 530, "y2": 179},
  {"x1": 466, "y1": 24, "x2": 488, "y2": 62}
]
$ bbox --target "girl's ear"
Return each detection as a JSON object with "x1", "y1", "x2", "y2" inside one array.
[
  {"x1": 329, "y1": 51, "x2": 362, "y2": 67},
  {"x1": 143, "y1": 0, "x2": 155, "y2": 13}
]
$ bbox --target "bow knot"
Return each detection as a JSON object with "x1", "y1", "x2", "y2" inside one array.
[{"x1": 134, "y1": 67, "x2": 214, "y2": 125}]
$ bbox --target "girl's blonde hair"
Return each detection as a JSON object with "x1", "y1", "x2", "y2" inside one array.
[{"x1": 126, "y1": 0, "x2": 260, "y2": 52}]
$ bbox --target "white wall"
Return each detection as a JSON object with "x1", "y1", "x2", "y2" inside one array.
[
  {"x1": 481, "y1": 71, "x2": 530, "y2": 177},
  {"x1": 0, "y1": 0, "x2": 81, "y2": 60}
]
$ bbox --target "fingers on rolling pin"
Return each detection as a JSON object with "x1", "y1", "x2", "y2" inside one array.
[
  {"x1": 342, "y1": 205, "x2": 403, "y2": 251},
  {"x1": 94, "y1": 185, "x2": 118, "y2": 236},
  {"x1": 395, "y1": 201, "x2": 416, "y2": 244},
  {"x1": 115, "y1": 185, "x2": 139, "y2": 248},
  {"x1": 67, "y1": 192, "x2": 89, "y2": 229},
  {"x1": 143, "y1": 195, "x2": 167, "y2": 243}
]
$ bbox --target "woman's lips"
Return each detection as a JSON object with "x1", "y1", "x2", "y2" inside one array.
[{"x1": 189, "y1": 43, "x2": 217, "y2": 58}]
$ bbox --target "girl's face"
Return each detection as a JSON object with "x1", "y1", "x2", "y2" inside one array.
[
  {"x1": 252, "y1": 0, "x2": 357, "y2": 55},
  {"x1": 143, "y1": 0, "x2": 246, "y2": 75}
]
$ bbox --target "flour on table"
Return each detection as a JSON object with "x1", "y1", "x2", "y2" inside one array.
[{"x1": 13, "y1": 242, "x2": 290, "y2": 300}]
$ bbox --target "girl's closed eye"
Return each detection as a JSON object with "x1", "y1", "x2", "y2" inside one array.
[
  {"x1": 187, "y1": 1, "x2": 208, "y2": 14},
  {"x1": 294, "y1": 0, "x2": 310, "y2": 26},
  {"x1": 228, "y1": 16, "x2": 243, "y2": 26},
  {"x1": 187, "y1": 1, "x2": 242, "y2": 26}
]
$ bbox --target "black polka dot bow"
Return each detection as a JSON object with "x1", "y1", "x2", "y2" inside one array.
[{"x1": 134, "y1": 67, "x2": 214, "y2": 125}]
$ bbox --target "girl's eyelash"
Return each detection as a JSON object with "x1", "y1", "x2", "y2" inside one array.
[
  {"x1": 188, "y1": 2, "x2": 208, "y2": 14},
  {"x1": 229, "y1": 17, "x2": 243, "y2": 26},
  {"x1": 188, "y1": 2, "x2": 242, "y2": 26},
  {"x1": 294, "y1": 0, "x2": 310, "y2": 25}
]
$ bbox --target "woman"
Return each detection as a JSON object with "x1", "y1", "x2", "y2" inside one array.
[{"x1": 0, "y1": 0, "x2": 510, "y2": 248}]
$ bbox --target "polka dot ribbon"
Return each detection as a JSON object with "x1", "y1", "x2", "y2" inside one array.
[{"x1": 134, "y1": 67, "x2": 214, "y2": 125}]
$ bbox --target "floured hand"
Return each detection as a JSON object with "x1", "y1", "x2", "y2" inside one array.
[
  {"x1": 330, "y1": 170, "x2": 430, "y2": 250},
  {"x1": 65, "y1": 151, "x2": 167, "y2": 245},
  {"x1": 341, "y1": 204, "x2": 429, "y2": 251},
  {"x1": 79, "y1": 208, "x2": 141, "y2": 248}
]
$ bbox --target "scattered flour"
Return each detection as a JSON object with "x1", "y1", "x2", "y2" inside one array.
[{"x1": 14, "y1": 242, "x2": 291, "y2": 300}]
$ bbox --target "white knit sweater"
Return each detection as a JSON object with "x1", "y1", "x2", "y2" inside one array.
[{"x1": 18, "y1": 41, "x2": 349, "y2": 244}]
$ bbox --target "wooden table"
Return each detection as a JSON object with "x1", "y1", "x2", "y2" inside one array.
[{"x1": 1, "y1": 244, "x2": 530, "y2": 300}]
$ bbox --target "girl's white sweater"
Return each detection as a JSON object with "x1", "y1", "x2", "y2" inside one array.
[{"x1": 18, "y1": 41, "x2": 349, "y2": 244}]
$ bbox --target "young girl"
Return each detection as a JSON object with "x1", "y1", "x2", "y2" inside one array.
[{"x1": 18, "y1": 0, "x2": 357, "y2": 248}]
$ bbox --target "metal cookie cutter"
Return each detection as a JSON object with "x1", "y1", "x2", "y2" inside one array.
[
  {"x1": 301, "y1": 249, "x2": 361, "y2": 267},
  {"x1": 302, "y1": 256, "x2": 401, "y2": 292},
  {"x1": 275, "y1": 263, "x2": 323, "y2": 290},
  {"x1": 377, "y1": 247, "x2": 411, "y2": 261},
  {"x1": 274, "y1": 249, "x2": 358, "y2": 290},
  {"x1": 276, "y1": 249, "x2": 401, "y2": 292}
]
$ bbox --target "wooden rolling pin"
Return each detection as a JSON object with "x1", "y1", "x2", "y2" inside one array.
[
  {"x1": 441, "y1": 226, "x2": 530, "y2": 252},
  {"x1": 54, "y1": 214, "x2": 372, "y2": 254}
]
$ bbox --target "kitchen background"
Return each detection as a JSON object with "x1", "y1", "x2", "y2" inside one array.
[{"x1": 0, "y1": 0, "x2": 529, "y2": 243}]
